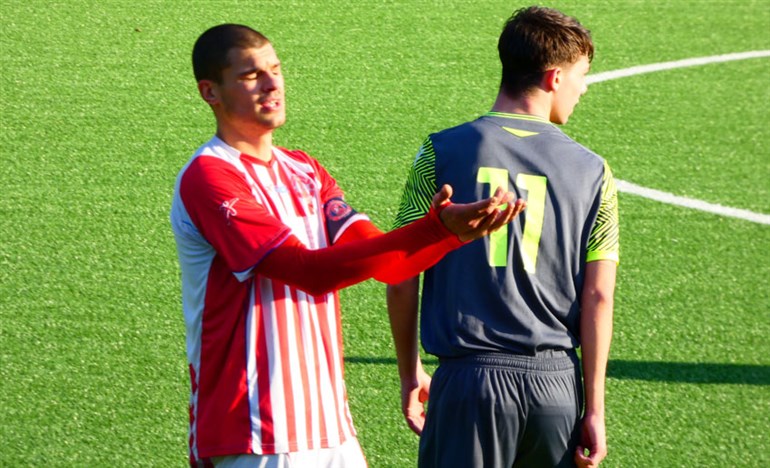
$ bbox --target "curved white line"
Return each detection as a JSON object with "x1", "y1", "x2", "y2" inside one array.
[
  {"x1": 617, "y1": 180, "x2": 770, "y2": 225},
  {"x1": 587, "y1": 51, "x2": 770, "y2": 224},
  {"x1": 587, "y1": 50, "x2": 770, "y2": 84}
]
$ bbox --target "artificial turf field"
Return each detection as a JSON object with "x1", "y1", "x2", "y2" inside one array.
[{"x1": 1, "y1": 1, "x2": 768, "y2": 466}]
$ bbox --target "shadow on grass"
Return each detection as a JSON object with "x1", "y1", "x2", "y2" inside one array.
[
  {"x1": 345, "y1": 357, "x2": 770, "y2": 386},
  {"x1": 607, "y1": 360, "x2": 770, "y2": 386}
]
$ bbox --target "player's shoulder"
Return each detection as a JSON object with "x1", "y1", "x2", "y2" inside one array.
[
  {"x1": 180, "y1": 137, "x2": 240, "y2": 171},
  {"x1": 569, "y1": 137, "x2": 605, "y2": 164},
  {"x1": 423, "y1": 118, "x2": 487, "y2": 159},
  {"x1": 548, "y1": 127, "x2": 607, "y2": 169},
  {"x1": 176, "y1": 138, "x2": 245, "y2": 186},
  {"x1": 430, "y1": 117, "x2": 481, "y2": 141},
  {"x1": 193, "y1": 136, "x2": 240, "y2": 160}
]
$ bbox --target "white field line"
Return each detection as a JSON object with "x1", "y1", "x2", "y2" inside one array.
[
  {"x1": 616, "y1": 180, "x2": 770, "y2": 225},
  {"x1": 587, "y1": 50, "x2": 770, "y2": 84},
  {"x1": 587, "y1": 51, "x2": 770, "y2": 224}
]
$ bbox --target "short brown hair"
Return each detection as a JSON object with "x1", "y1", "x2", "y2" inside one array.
[
  {"x1": 498, "y1": 6, "x2": 594, "y2": 96},
  {"x1": 192, "y1": 24, "x2": 270, "y2": 83}
]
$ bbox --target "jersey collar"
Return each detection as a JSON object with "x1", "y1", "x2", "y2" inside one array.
[{"x1": 484, "y1": 111, "x2": 554, "y2": 125}]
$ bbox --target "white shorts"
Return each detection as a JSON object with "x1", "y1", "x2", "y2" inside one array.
[{"x1": 210, "y1": 438, "x2": 367, "y2": 468}]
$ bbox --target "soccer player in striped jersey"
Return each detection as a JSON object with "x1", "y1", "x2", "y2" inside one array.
[
  {"x1": 170, "y1": 24, "x2": 525, "y2": 468},
  {"x1": 387, "y1": 6, "x2": 619, "y2": 468}
]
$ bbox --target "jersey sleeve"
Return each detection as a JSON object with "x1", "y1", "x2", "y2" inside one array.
[
  {"x1": 323, "y1": 197, "x2": 372, "y2": 244},
  {"x1": 392, "y1": 137, "x2": 438, "y2": 229},
  {"x1": 179, "y1": 155, "x2": 291, "y2": 274},
  {"x1": 586, "y1": 160, "x2": 620, "y2": 263},
  {"x1": 256, "y1": 206, "x2": 464, "y2": 295},
  {"x1": 332, "y1": 213, "x2": 454, "y2": 284}
]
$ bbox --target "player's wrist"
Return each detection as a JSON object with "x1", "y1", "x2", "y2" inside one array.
[
  {"x1": 582, "y1": 406, "x2": 606, "y2": 419},
  {"x1": 428, "y1": 201, "x2": 471, "y2": 249},
  {"x1": 428, "y1": 204, "x2": 466, "y2": 246}
]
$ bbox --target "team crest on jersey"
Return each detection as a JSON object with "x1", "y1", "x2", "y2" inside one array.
[
  {"x1": 324, "y1": 198, "x2": 351, "y2": 221},
  {"x1": 220, "y1": 198, "x2": 239, "y2": 224}
]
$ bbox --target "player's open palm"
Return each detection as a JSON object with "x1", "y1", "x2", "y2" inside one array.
[{"x1": 433, "y1": 184, "x2": 526, "y2": 242}]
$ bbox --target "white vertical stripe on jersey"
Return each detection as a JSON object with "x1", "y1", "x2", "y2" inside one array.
[
  {"x1": 268, "y1": 293, "x2": 290, "y2": 452},
  {"x1": 324, "y1": 296, "x2": 354, "y2": 441},
  {"x1": 247, "y1": 280, "x2": 263, "y2": 453},
  {"x1": 283, "y1": 282, "x2": 309, "y2": 451},
  {"x1": 297, "y1": 289, "x2": 323, "y2": 448},
  {"x1": 309, "y1": 293, "x2": 342, "y2": 447}
]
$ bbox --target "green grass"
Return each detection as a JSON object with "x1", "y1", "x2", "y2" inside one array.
[
  {"x1": 2, "y1": 0, "x2": 769, "y2": 466},
  {"x1": 571, "y1": 60, "x2": 770, "y2": 213}
]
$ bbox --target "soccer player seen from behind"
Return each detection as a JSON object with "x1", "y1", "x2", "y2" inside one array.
[
  {"x1": 169, "y1": 24, "x2": 525, "y2": 467},
  {"x1": 387, "y1": 6, "x2": 619, "y2": 468}
]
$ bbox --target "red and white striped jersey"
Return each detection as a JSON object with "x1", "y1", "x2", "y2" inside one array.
[{"x1": 170, "y1": 136, "x2": 357, "y2": 462}]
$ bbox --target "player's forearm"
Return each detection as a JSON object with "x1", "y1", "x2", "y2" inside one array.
[
  {"x1": 580, "y1": 260, "x2": 616, "y2": 415},
  {"x1": 256, "y1": 207, "x2": 461, "y2": 296},
  {"x1": 580, "y1": 305, "x2": 612, "y2": 415},
  {"x1": 334, "y1": 219, "x2": 450, "y2": 285},
  {"x1": 386, "y1": 276, "x2": 421, "y2": 380}
]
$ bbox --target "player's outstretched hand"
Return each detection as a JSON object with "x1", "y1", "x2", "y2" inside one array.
[{"x1": 433, "y1": 184, "x2": 526, "y2": 242}]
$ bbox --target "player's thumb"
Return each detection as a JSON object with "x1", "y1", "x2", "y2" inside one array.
[{"x1": 432, "y1": 184, "x2": 453, "y2": 209}]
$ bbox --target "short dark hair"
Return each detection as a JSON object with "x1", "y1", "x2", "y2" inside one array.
[
  {"x1": 498, "y1": 6, "x2": 594, "y2": 96},
  {"x1": 192, "y1": 24, "x2": 270, "y2": 83}
]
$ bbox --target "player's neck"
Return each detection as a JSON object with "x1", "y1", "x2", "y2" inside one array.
[
  {"x1": 216, "y1": 127, "x2": 274, "y2": 162},
  {"x1": 491, "y1": 90, "x2": 550, "y2": 121}
]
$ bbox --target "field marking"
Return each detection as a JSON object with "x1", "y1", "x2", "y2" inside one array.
[
  {"x1": 587, "y1": 50, "x2": 770, "y2": 84},
  {"x1": 587, "y1": 50, "x2": 770, "y2": 225},
  {"x1": 617, "y1": 180, "x2": 770, "y2": 225}
]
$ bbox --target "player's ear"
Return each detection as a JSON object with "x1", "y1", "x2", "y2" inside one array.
[
  {"x1": 198, "y1": 80, "x2": 220, "y2": 105},
  {"x1": 542, "y1": 68, "x2": 561, "y2": 92}
]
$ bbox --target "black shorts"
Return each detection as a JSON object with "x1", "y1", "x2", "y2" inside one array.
[{"x1": 419, "y1": 350, "x2": 582, "y2": 468}]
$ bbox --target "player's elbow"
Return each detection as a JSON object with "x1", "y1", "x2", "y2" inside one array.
[
  {"x1": 386, "y1": 276, "x2": 419, "y2": 298},
  {"x1": 584, "y1": 287, "x2": 614, "y2": 308}
]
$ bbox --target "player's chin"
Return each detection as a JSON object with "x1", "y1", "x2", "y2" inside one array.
[
  {"x1": 549, "y1": 110, "x2": 569, "y2": 125},
  {"x1": 273, "y1": 115, "x2": 287, "y2": 128},
  {"x1": 259, "y1": 113, "x2": 286, "y2": 129}
]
